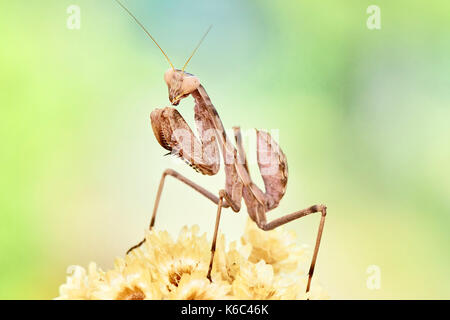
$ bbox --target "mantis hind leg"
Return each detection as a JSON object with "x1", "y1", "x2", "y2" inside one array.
[
  {"x1": 126, "y1": 168, "x2": 230, "y2": 254},
  {"x1": 256, "y1": 204, "x2": 327, "y2": 293},
  {"x1": 234, "y1": 126, "x2": 326, "y2": 293}
]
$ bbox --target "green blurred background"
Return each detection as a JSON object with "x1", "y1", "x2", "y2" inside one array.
[{"x1": 1, "y1": 0, "x2": 449, "y2": 299}]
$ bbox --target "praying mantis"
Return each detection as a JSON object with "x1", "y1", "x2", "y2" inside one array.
[{"x1": 115, "y1": 0, "x2": 327, "y2": 293}]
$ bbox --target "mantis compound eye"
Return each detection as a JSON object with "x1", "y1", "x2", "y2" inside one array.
[{"x1": 164, "y1": 68, "x2": 175, "y2": 85}]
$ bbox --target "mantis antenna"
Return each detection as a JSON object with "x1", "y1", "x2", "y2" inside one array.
[
  {"x1": 182, "y1": 25, "x2": 213, "y2": 72},
  {"x1": 114, "y1": 0, "x2": 175, "y2": 70}
]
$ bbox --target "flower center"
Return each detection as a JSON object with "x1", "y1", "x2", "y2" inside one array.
[
  {"x1": 168, "y1": 265, "x2": 194, "y2": 287},
  {"x1": 116, "y1": 286, "x2": 146, "y2": 300}
]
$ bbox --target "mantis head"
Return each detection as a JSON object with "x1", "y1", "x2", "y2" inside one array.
[
  {"x1": 164, "y1": 69, "x2": 200, "y2": 106},
  {"x1": 114, "y1": 0, "x2": 210, "y2": 105}
]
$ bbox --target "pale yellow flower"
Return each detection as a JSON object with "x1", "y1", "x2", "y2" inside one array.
[
  {"x1": 135, "y1": 225, "x2": 219, "y2": 296},
  {"x1": 56, "y1": 220, "x2": 328, "y2": 300},
  {"x1": 56, "y1": 262, "x2": 105, "y2": 300},
  {"x1": 90, "y1": 256, "x2": 161, "y2": 300},
  {"x1": 213, "y1": 236, "x2": 251, "y2": 283},
  {"x1": 167, "y1": 273, "x2": 231, "y2": 300},
  {"x1": 241, "y1": 219, "x2": 307, "y2": 275},
  {"x1": 232, "y1": 260, "x2": 298, "y2": 300}
]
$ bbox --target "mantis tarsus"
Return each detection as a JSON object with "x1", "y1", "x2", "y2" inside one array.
[{"x1": 115, "y1": 0, "x2": 327, "y2": 293}]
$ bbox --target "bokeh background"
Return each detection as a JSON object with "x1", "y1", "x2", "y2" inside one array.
[{"x1": 1, "y1": 0, "x2": 449, "y2": 299}]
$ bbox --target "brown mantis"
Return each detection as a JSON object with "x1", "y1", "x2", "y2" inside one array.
[{"x1": 115, "y1": 0, "x2": 327, "y2": 293}]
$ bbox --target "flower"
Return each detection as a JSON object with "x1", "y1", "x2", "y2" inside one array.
[
  {"x1": 90, "y1": 256, "x2": 160, "y2": 300},
  {"x1": 241, "y1": 219, "x2": 306, "y2": 275},
  {"x1": 56, "y1": 263, "x2": 103, "y2": 300},
  {"x1": 136, "y1": 225, "x2": 215, "y2": 295},
  {"x1": 56, "y1": 218, "x2": 328, "y2": 300},
  {"x1": 232, "y1": 260, "x2": 298, "y2": 300},
  {"x1": 212, "y1": 236, "x2": 252, "y2": 283},
  {"x1": 167, "y1": 273, "x2": 231, "y2": 300}
]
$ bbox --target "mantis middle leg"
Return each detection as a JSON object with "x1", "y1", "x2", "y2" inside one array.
[{"x1": 127, "y1": 168, "x2": 230, "y2": 254}]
